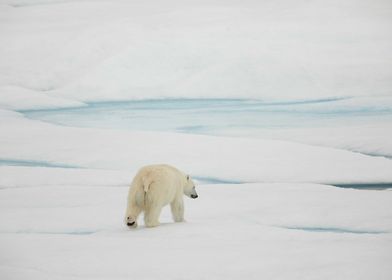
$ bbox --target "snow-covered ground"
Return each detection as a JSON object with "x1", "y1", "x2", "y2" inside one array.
[
  {"x1": 2, "y1": 104, "x2": 392, "y2": 280},
  {"x1": 1, "y1": 0, "x2": 392, "y2": 279},
  {"x1": 1, "y1": 180, "x2": 392, "y2": 280},
  {"x1": 1, "y1": 0, "x2": 392, "y2": 104}
]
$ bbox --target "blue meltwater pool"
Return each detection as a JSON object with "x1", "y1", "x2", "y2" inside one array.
[{"x1": 19, "y1": 98, "x2": 392, "y2": 137}]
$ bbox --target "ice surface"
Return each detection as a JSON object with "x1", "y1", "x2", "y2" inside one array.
[
  {"x1": 1, "y1": 104, "x2": 392, "y2": 279},
  {"x1": 2, "y1": 113, "x2": 392, "y2": 184},
  {"x1": 0, "y1": 86, "x2": 84, "y2": 110},
  {"x1": 1, "y1": 0, "x2": 392, "y2": 105},
  {"x1": 1, "y1": 179, "x2": 391, "y2": 280},
  {"x1": 20, "y1": 97, "x2": 392, "y2": 157},
  {"x1": 1, "y1": 0, "x2": 392, "y2": 279},
  {"x1": 20, "y1": 97, "x2": 392, "y2": 130},
  {"x1": 1, "y1": 102, "x2": 392, "y2": 279}
]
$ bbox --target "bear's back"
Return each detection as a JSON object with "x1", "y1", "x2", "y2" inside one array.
[{"x1": 137, "y1": 164, "x2": 184, "y2": 187}]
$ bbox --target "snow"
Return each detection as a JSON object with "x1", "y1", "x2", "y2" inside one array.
[
  {"x1": 1, "y1": 0, "x2": 392, "y2": 105},
  {"x1": 1, "y1": 0, "x2": 392, "y2": 279},
  {"x1": 1, "y1": 108, "x2": 392, "y2": 279},
  {"x1": 0, "y1": 86, "x2": 84, "y2": 111},
  {"x1": 2, "y1": 113, "x2": 392, "y2": 184},
  {"x1": 244, "y1": 123, "x2": 392, "y2": 159},
  {"x1": 1, "y1": 180, "x2": 391, "y2": 279}
]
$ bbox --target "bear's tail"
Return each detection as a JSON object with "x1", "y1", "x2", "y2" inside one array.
[{"x1": 142, "y1": 177, "x2": 153, "y2": 193}]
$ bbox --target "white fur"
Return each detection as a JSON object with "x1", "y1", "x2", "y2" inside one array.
[{"x1": 125, "y1": 164, "x2": 197, "y2": 228}]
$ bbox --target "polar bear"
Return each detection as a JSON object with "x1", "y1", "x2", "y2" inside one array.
[{"x1": 125, "y1": 164, "x2": 198, "y2": 228}]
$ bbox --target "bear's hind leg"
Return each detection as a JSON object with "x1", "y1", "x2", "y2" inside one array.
[
  {"x1": 125, "y1": 203, "x2": 142, "y2": 228},
  {"x1": 170, "y1": 199, "x2": 185, "y2": 222},
  {"x1": 144, "y1": 205, "x2": 162, "y2": 227}
]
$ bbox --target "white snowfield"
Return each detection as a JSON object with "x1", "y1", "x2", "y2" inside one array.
[
  {"x1": 1, "y1": 181, "x2": 392, "y2": 280},
  {"x1": 1, "y1": 0, "x2": 392, "y2": 279},
  {"x1": 0, "y1": 0, "x2": 392, "y2": 106},
  {"x1": 1, "y1": 112, "x2": 392, "y2": 185},
  {"x1": 1, "y1": 110, "x2": 392, "y2": 280}
]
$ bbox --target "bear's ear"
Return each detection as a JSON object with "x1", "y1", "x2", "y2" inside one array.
[{"x1": 186, "y1": 175, "x2": 190, "y2": 181}]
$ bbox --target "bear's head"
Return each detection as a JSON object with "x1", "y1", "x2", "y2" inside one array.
[{"x1": 184, "y1": 175, "x2": 198, "y2": 199}]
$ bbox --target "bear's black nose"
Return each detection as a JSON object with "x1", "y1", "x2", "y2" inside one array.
[
  {"x1": 127, "y1": 222, "x2": 135, "y2": 226},
  {"x1": 191, "y1": 194, "x2": 198, "y2": 199}
]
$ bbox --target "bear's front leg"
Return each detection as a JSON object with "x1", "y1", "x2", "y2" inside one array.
[{"x1": 170, "y1": 198, "x2": 185, "y2": 223}]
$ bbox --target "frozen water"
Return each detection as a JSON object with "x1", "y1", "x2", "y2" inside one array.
[
  {"x1": 21, "y1": 98, "x2": 392, "y2": 133},
  {"x1": 20, "y1": 97, "x2": 392, "y2": 157},
  {"x1": 1, "y1": 0, "x2": 392, "y2": 279},
  {"x1": 280, "y1": 226, "x2": 389, "y2": 234},
  {"x1": 0, "y1": 159, "x2": 82, "y2": 169},
  {"x1": 330, "y1": 183, "x2": 392, "y2": 190}
]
